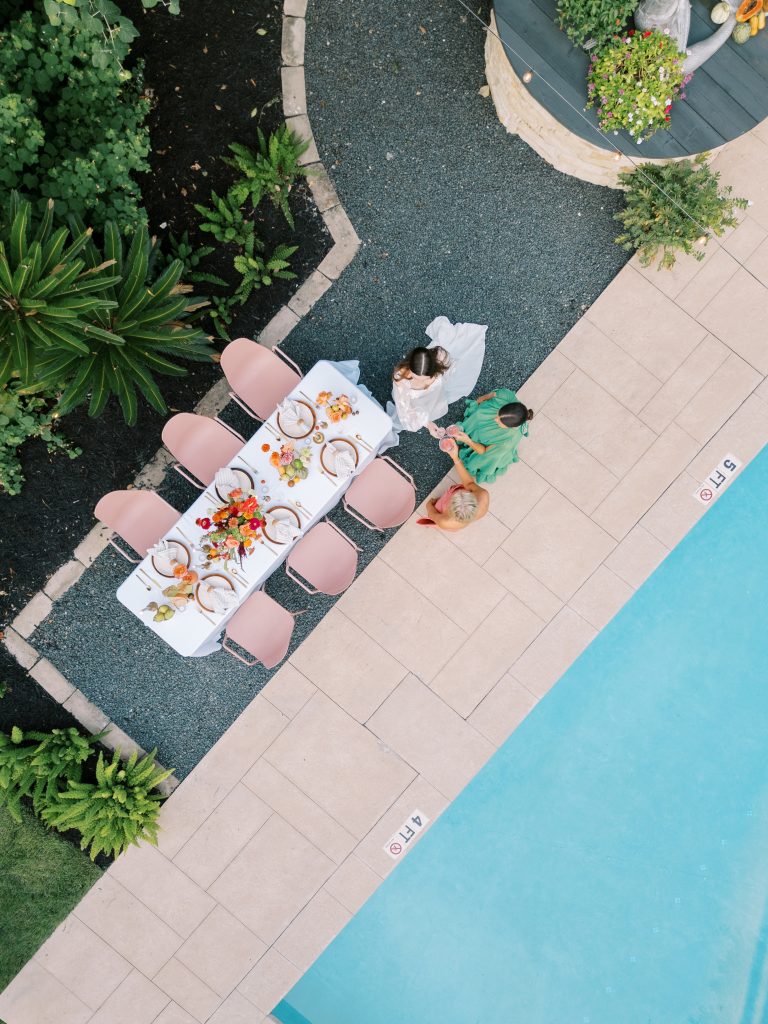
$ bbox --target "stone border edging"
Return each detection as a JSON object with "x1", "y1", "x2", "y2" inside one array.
[{"x1": 1, "y1": 0, "x2": 359, "y2": 799}]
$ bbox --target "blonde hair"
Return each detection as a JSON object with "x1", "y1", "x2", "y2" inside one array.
[{"x1": 449, "y1": 489, "x2": 478, "y2": 523}]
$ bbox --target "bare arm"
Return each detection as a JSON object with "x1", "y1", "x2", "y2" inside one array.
[{"x1": 455, "y1": 429, "x2": 489, "y2": 455}]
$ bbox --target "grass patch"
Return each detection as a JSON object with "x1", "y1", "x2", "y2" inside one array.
[{"x1": 0, "y1": 805, "x2": 102, "y2": 989}]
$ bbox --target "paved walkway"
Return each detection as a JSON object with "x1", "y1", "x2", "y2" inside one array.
[{"x1": 2, "y1": 120, "x2": 767, "y2": 1022}]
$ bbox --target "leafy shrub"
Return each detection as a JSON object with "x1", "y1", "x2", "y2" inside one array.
[
  {"x1": 587, "y1": 30, "x2": 686, "y2": 142},
  {"x1": 42, "y1": 747, "x2": 171, "y2": 860},
  {"x1": 0, "y1": 387, "x2": 81, "y2": 496},
  {"x1": 233, "y1": 238, "x2": 297, "y2": 304},
  {"x1": 557, "y1": 0, "x2": 638, "y2": 50},
  {"x1": 0, "y1": 5, "x2": 150, "y2": 229},
  {"x1": 42, "y1": 0, "x2": 140, "y2": 71},
  {"x1": 156, "y1": 230, "x2": 226, "y2": 289},
  {"x1": 194, "y1": 191, "x2": 255, "y2": 247},
  {"x1": 615, "y1": 155, "x2": 748, "y2": 270},
  {"x1": 224, "y1": 125, "x2": 309, "y2": 228},
  {"x1": 0, "y1": 727, "x2": 101, "y2": 823}
]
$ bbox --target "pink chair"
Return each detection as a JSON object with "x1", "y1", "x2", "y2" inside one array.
[
  {"x1": 94, "y1": 490, "x2": 179, "y2": 564},
  {"x1": 221, "y1": 337, "x2": 302, "y2": 421},
  {"x1": 343, "y1": 456, "x2": 416, "y2": 532},
  {"x1": 222, "y1": 591, "x2": 299, "y2": 669},
  {"x1": 285, "y1": 521, "x2": 360, "y2": 596},
  {"x1": 162, "y1": 413, "x2": 245, "y2": 489}
]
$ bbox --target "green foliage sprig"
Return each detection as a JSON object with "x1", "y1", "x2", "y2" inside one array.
[
  {"x1": 233, "y1": 238, "x2": 297, "y2": 305},
  {"x1": 0, "y1": 387, "x2": 81, "y2": 496},
  {"x1": 194, "y1": 192, "x2": 255, "y2": 247},
  {"x1": 223, "y1": 126, "x2": 309, "y2": 228},
  {"x1": 557, "y1": 0, "x2": 639, "y2": 50},
  {"x1": 615, "y1": 155, "x2": 749, "y2": 270},
  {"x1": 156, "y1": 230, "x2": 227, "y2": 289}
]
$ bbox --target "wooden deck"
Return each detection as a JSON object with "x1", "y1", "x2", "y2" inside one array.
[{"x1": 494, "y1": 0, "x2": 768, "y2": 159}]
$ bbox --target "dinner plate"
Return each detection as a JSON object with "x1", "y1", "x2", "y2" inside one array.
[
  {"x1": 215, "y1": 466, "x2": 254, "y2": 503},
  {"x1": 320, "y1": 438, "x2": 359, "y2": 476},
  {"x1": 277, "y1": 400, "x2": 316, "y2": 439},
  {"x1": 195, "y1": 573, "x2": 236, "y2": 612},
  {"x1": 151, "y1": 540, "x2": 191, "y2": 578},
  {"x1": 263, "y1": 505, "x2": 301, "y2": 545}
]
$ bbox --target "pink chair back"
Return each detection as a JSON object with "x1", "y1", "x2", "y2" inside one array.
[
  {"x1": 343, "y1": 456, "x2": 416, "y2": 531},
  {"x1": 286, "y1": 522, "x2": 359, "y2": 596},
  {"x1": 221, "y1": 338, "x2": 301, "y2": 420},
  {"x1": 223, "y1": 591, "x2": 295, "y2": 668},
  {"x1": 95, "y1": 490, "x2": 179, "y2": 559},
  {"x1": 162, "y1": 413, "x2": 243, "y2": 487}
]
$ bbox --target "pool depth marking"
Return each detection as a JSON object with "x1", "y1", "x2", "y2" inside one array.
[
  {"x1": 384, "y1": 811, "x2": 430, "y2": 860},
  {"x1": 694, "y1": 453, "x2": 742, "y2": 505}
]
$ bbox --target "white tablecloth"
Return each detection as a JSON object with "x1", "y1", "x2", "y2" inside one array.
[{"x1": 116, "y1": 361, "x2": 393, "y2": 656}]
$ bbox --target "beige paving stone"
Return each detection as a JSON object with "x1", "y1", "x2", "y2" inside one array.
[
  {"x1": 305, "y1": 162, "x2": 341, "y2": 213},
  {"x1": 639, "y1": 334, "x2": 729, "y2": 432},
  {"x1": 592, "y1": 423, "x2": 700, "y2": 540},
  {"x1": 88, "y1": 969, "x2": 168, "y2": 1024},
  {"x1": 586, "y1": 266, "x2": 707, "y2": 380},
  {"x1": 723, "y1": 214, "x2": 767, "y2": 262},
  {"x1": 156, "y1": 696, "x2": 288, "y2": 858},
  {"x1": 322, "y1": 204, "x2": 361, "y2": 249},
  {"x1": 12, "y1": 591, "x2": 53, "y2": 638},
  {"x1": 709, "y1": 132, "x2": 768, "y2": 232},
  {"x1": 154, "y1": 1003, "x2": 197, "y2": 1024},
  {"x1": 336, "y1": 558, "x2": 466, "y2": 683},
  {"x1": 109, "y1": 843, "x2": 215, "y2": 938},
  {"x1": 630, "y1": 245, "x2": 715, "y2": 301},
  {"x1": 243, "y1": 759, "x2": 357, "y2": 864},
  {"x1": 29, "y1": 657, "x2": 75, "y2": 702},
  {"x1": 275, "y1": 889, "x2": 351, "y2": 970},
  {"x1": 686, "y1": 393, "x2": 768, "y2": 480},
  {"x1": 354, "y1": 775, "x2": 449, "y2": 878},
  {"x1": 520, "y1": 415, "x2": 618, "y2": 515},
  {"x1": 483, "y1": 549, "x2": 563, "y2": 622},
  {"x1": 284, "y1": 114, "x2": 320, "y2": 166},
  {"x1": 209, "y1": 814, "x2": 334, "y2": 944},
  {"x1": 544, "y1": 369, "x2": 656, "y2": 476},
  {"x1": 512, "y1": 607, "x2": 597, "y2": 698},
  {"x1": 154, "y1": 957, "x2": 220, "y2": 1022},
  {"x1": 0, "y1": 960, "x2": 91, "y2": 1024},
  {"x1": 177, "y1": 905, "x2": 266, "y2": 998},
  {"x1": 557, "y1": 315, "x2": 661, "y2": 415},
  {"x1": 63, "y1": 688, "x2": 109, "y2": 734},
  {"x1": 281, "y1": 65, "x2": 306, "y2": 116},
  {"x1": 283, "y1": 0, "x2": 307, "y2": 15},
  {"x1": 568, "y1": 565, "x2": 634, "y2": 631},
  {"x1": 36, "y1": 915, "x2": 131, "y2": 1011},
  {"x1": 697, "y1": 268, "x2": 768, "y2": 374},
  {"x1": 380, "y1": 523, "x2": 505, "y2": 632},
  {"x1": 468, "y1": 672, "x2": 538, "y2": 747},
  {"x1": 441, "y1": 508, "x2": 510, "y2": 565},
  {"x1": 238, "y1": 948, "x2": 301, "y2": 1015},
  {"x1": 290, "y1": 607, "x2": 406, "y2": 722},
  {"x1": 173, "y1": 782, "x2": 271, "y2": 889},
  {"x1": 502, "y1": 488, "x2": 615, "y2": 601},
  {"x1": 324, "y1": 854, "x2": 382, "y2": 914},
  {"x1": 640, "y1": 470, "x2": 706, "y2": 549},
  {"x1": 281, "y1": 15, "x2": 305, "y2": 66},
  {"x1": 745, "y1": 233, "x2": 768, "y2": 278},
  {"x1": 367, "y1": 675, "x2": 494, "y2": 800},
  {"x1": 316, "y1": 238, "x2": 356, "y2": 280},
  {"x1": 258, "y1": 305, "x2": 300, "y2": 347},
  {"x1": 675, "y1": 247, "x2": 739, "y2": 318},
  {"x1": 101, "y1": 723, "x2": 145, "y2": 760},
  {"x1": 675, "y1": 352, "x2": 761, "y2": 445},
  {"x1": 430, "y1": 594, "x2": 544, "y2": 717},
  {"x1": 2, "y1": 626, "x2": 39, "y2": 669},
  {"x1": 517, "y1": 348, "x2": 574, "y2": 409},
  {"x1": 287, "y1": 268, "x2": 333, "y2": 318},
  {"x1": 755, "y1": 376, "x2": 768, "y2": 404},
  {"x1": 74, "y1": 875, "x2": 182, "y2": 976},
  {"x1": 208, "y1": 990, "x2": 266, "y2": 1024},
  {"x1": 43, "y1": 558, "x2": 85, "y2": 600},
  {"x1": 73, "y1": 523, "x2": 111, "y2": 566},
  {"x1": 604, "y1": 524, "x2": 669, "y2": 589},
  {"x1": 484, "y1": 458, "x2": 549, "y2": 531},
  {"x1": 264, "y1": 692, "x2": 414, "y2": 839}
]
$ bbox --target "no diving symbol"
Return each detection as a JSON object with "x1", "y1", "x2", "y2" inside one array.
[
  {"x1": 699, "y1": 487, "x2": 713, "y2": 502},
  {"x1": 389, "y1": 841, "x2": 402, "y2": 856}
]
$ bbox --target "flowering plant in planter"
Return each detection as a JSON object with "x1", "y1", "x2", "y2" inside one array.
[
  {"x1": 196, "y1": 489, "x2": 266, "y2": 564},
  {"x1": 557, "y1": 0, "x2": 639, "y2": 50},
  {"x1": 587, "y1": 30, "x2": 688, "y2": 143}
]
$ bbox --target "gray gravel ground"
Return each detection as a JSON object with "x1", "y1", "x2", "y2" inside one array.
[{"x1": 32, "y1": 0, "x2": 629, "y2": 778}]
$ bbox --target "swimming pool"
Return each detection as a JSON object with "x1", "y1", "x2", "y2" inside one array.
[{"x1": 273, "y1": 444, "x2": 768, "y2": 1024}]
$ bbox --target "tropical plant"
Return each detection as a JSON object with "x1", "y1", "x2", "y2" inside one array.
[
  {"x1": 0, "y1": 386, "x2": 81, "y2": 496},
  {"x1": 232, "y1": 238, "x2": 298, "y2": 304},
  {"x1": 557, "y1": 0, "x2": 639, "y2": 50},
  {"x1": 42, "y1": 0, "x2": 140, "y2": 70},
  {"x1": 587, "y1": 30, "x2": 687, "y2": 142},
  {"x1": 156, "y1": 230, "x2": 227, "y2": 289},
  {"x1": 224, "y1": 125, "x2": 309, "y2": 228},
  {"x1": 0, "y1": 726, "x2": 101, "y2": 824},
  {"x1": 42, "y1": 747, "x2": 171, "y2": 860},
  {"x1": 194, "y1": 191, "x2": 255, "y2": 247},
  {"x1": 614, "y1": 155, "x2": 749, "y2": 269}
]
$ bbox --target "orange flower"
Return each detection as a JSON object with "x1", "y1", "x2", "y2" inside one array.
[
  {"x1": 229, "y1": 488, "x2": 243, "y2": 501},
  {"x1": 269, "y1": 452, "x2": 280, "y2": 467},
  {"x1": 228, "y1": 517, "x2": 238, "y2": 527},
  {"x1": 225, "y1": 536, "x2": 238, "y2": 548},
  {"x1": 184, "y1": 570, "x2": 198, "y2": 584},
  {"x1": 243, "y1": 537, "x2": 253, "y2": 547},
  {"x1": 172, "y1": 564, "x2": 186, "y2": 578}
]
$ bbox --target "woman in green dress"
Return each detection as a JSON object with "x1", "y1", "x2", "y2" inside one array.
[{"x1": 454, "y1": 388, "x2": 533, "y2": 484}]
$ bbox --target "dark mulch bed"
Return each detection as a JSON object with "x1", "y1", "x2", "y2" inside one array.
[{"x1": 0, "y1": 0, "x2": 330, "y2": 626}]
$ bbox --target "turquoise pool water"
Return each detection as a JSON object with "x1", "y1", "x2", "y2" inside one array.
[{"x1": 274, "y1": 445, "x2": 768, "y2": 1024}]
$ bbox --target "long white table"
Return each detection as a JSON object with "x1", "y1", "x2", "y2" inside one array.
[{"x1": 116, "y1": 361, "x2": 393, "y2": 656}]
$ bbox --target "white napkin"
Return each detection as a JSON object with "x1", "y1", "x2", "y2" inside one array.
[
  {"x1": 215, "y1": 467, "x2": 241, "y2": 496},
  {"x1": 328, "y1": 442, "x2": 356, "y2": 479},
  {"x1": 266, "y1": 512, "x2": 302, "y2": 544},
  {"x1": 278, "y1": 398, "x2": 310, "y2": 432},
  {"x1": 202, "y1": 583, "x2": 238, "y2": 614},
  {"x1": 148, "y1": 540, "x2": 181, "y2": 573}
]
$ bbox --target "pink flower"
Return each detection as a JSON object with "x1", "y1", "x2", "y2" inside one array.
[
  {"x1": 279, "y1": 450, "x2": 293, "y2": 465},
  {"x1": 225, "y1": 536, "x2": 238, "y2": 548}
]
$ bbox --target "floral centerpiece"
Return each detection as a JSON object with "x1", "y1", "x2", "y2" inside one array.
[
  {"x1": 195, "y1": 488, "x2": 266, "y2": 564},
  {"x1": 316, "y1": 391, "x2": 356, "y2": 423},
  {"x1": 269, "y1": 441, "x2": 312, "y2": 487},
  {"x1": 587, "y1": 30, "x2": 687, "y2": 143}
]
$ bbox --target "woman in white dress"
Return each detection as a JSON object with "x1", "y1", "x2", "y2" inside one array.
[{"x1": 388, "y1": 316, "x2": 487, "y2": 437}]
